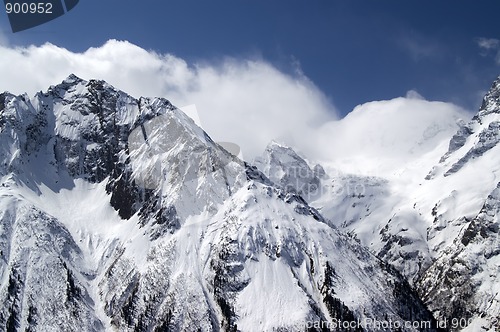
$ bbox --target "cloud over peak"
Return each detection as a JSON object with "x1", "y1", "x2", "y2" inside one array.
[
  {"x1": 0, "y1": 39, "x2": 337, "y2": 159},
  {"x1": 0, "y1": 39, "x2": 470, "y2": 174}
]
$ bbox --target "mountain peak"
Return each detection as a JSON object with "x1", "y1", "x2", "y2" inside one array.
[
  {"x1": 267, "y1": 140, "x2": 286, "y2": 149},
  {"x1": 62, "y1": 73, "x2": 85, "y2": 85},
  {"x1": 0, "y1": 76, "x2": 440, "y2": 331},
  {"x1": 475, "y1": 75, "x2": 500, "y2": 121},
  {"x1": 255, "y1": 142, "x2": 322, "y2": 201},
  {"x1": 430, "y1": 75, "x2": 500, "y2": 176}
]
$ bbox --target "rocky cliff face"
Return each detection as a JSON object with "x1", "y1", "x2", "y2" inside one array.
[
  {"x1": 417, "y1": 182, "x2": 500, "y2": 331},
  {"x1": 0, "y1": 75, "x2": 438, "y2": 331},
  {"x1": 436, "y1": 76, "x2": 500, "y2": 176},
  {"x1": 255, "y1": 76, "x2": 500, "y2": 331},
  {"x1": 414, "y1": 77, "x2": 500, "y2": 330},
  {"x1": 254, "y1": 141, "x2": 323, "y2": 201}
]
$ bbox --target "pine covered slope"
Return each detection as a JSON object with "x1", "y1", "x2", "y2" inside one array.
[{"x1": 0, "y1": 75, "x2": 437, "y2": 331}]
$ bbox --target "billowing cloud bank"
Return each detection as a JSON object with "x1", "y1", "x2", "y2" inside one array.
[
  {"x1": 312, "y1": 97, "x2": 470, "y2": 176},
  {"x1": 0, "y1": 39, "x2": 470, "y2": 171},
  {"x1": 0, "y1": 40, "x2": 336, "y2": 158}
]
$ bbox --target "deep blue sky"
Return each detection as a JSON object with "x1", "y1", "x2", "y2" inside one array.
[{"x1": 2, "y1": 0, "x2": 500, "y2": 116}]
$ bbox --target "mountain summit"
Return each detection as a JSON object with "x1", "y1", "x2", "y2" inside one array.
[{"x1": 0, "y1": 75, "x2": 437, "y2": 331}]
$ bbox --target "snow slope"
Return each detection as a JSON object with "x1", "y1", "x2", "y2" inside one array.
[
  {"x1": 256, "y1": 77, "x2": 500, "y2": 330},
  {"x1": 0, "y1": 75, "x2": 439, "y2": 331}
]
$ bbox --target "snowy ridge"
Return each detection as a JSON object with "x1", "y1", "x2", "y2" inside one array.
[
  {"x1": 417, "y1": 182, "x2": 500, "y2": 331},
  {"x1": 253, "y1": 141, "x2": 324, "y2": 201},
  {"x1": 436, "y1": 76, "x2": 500, "y2": 177},
  {"x1": 0, "y1": 183, "x2": 104, "y2": 331},
  {"x1": 256, "y1": 77, "x2": 500, "y2": 331},
  {"x1": 0, "y1": 75, "x2": 439, "y2": 331}
]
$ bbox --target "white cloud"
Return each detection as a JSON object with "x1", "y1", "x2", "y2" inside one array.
[
  {"x1": 0, "y1": 40, "x2": 337, "y2": 158},
  {"x1": 0, "y1": 39, "x2": 469, "y2": 174},
  {"x1": 477, "y1": 37, "x2": 500, "y2": 50},
  {"x1": 0, "y1": 29, "x2": 9, "y2": 46},
  {"x1": 476, "y1": 37, "x2": 500, "y2": 64},
  {"x1": 405, "y1": 89, "x2": 424, "y2": 100},
  {"x1": 309, "y1": 97, "x2": 469, "y2": 176}
]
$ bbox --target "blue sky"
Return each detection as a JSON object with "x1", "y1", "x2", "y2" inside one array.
[{"x1": 1, "y1": 0, "x2": 500, "y2": 116}]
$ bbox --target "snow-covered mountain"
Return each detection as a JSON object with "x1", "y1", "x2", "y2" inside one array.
[
  {"x1": 253, "y1": 141, "x2": 325, "y2": 202},
  {"x1": 416, "y1": 77, "x2": 500, "y2": 331},
  {"x1": 0, "y1": 75, "x2": 439, "y2": 331},
  {"x1": 256, "y1": 77, "x2": 500, "y2": 331}
]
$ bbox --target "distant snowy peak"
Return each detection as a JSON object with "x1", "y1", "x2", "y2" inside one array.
[
  {"x1": 430, "y1": 76, "x2": 500, "y2": 178},
  {"x1": 320, "y1": 96, "x2": 466, "y2": 178},
  {"x1": 0, "y1": 75, "x2": 444, "y2": 331},
  {"x1": 254, "y1": 141, "x2": 324, "y2": 201}
]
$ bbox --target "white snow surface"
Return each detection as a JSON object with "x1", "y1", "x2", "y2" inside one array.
[
  {"x1": 254, "y1": 77, "x2": 500, "y2": 330},
  {"x1": 0, "y1": 75, "x2": 441, "y2": 331}
]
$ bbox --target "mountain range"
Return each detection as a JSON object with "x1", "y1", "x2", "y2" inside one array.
[{"x1": 0, "y1": 74, "x2": 498, "y2": 331}]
